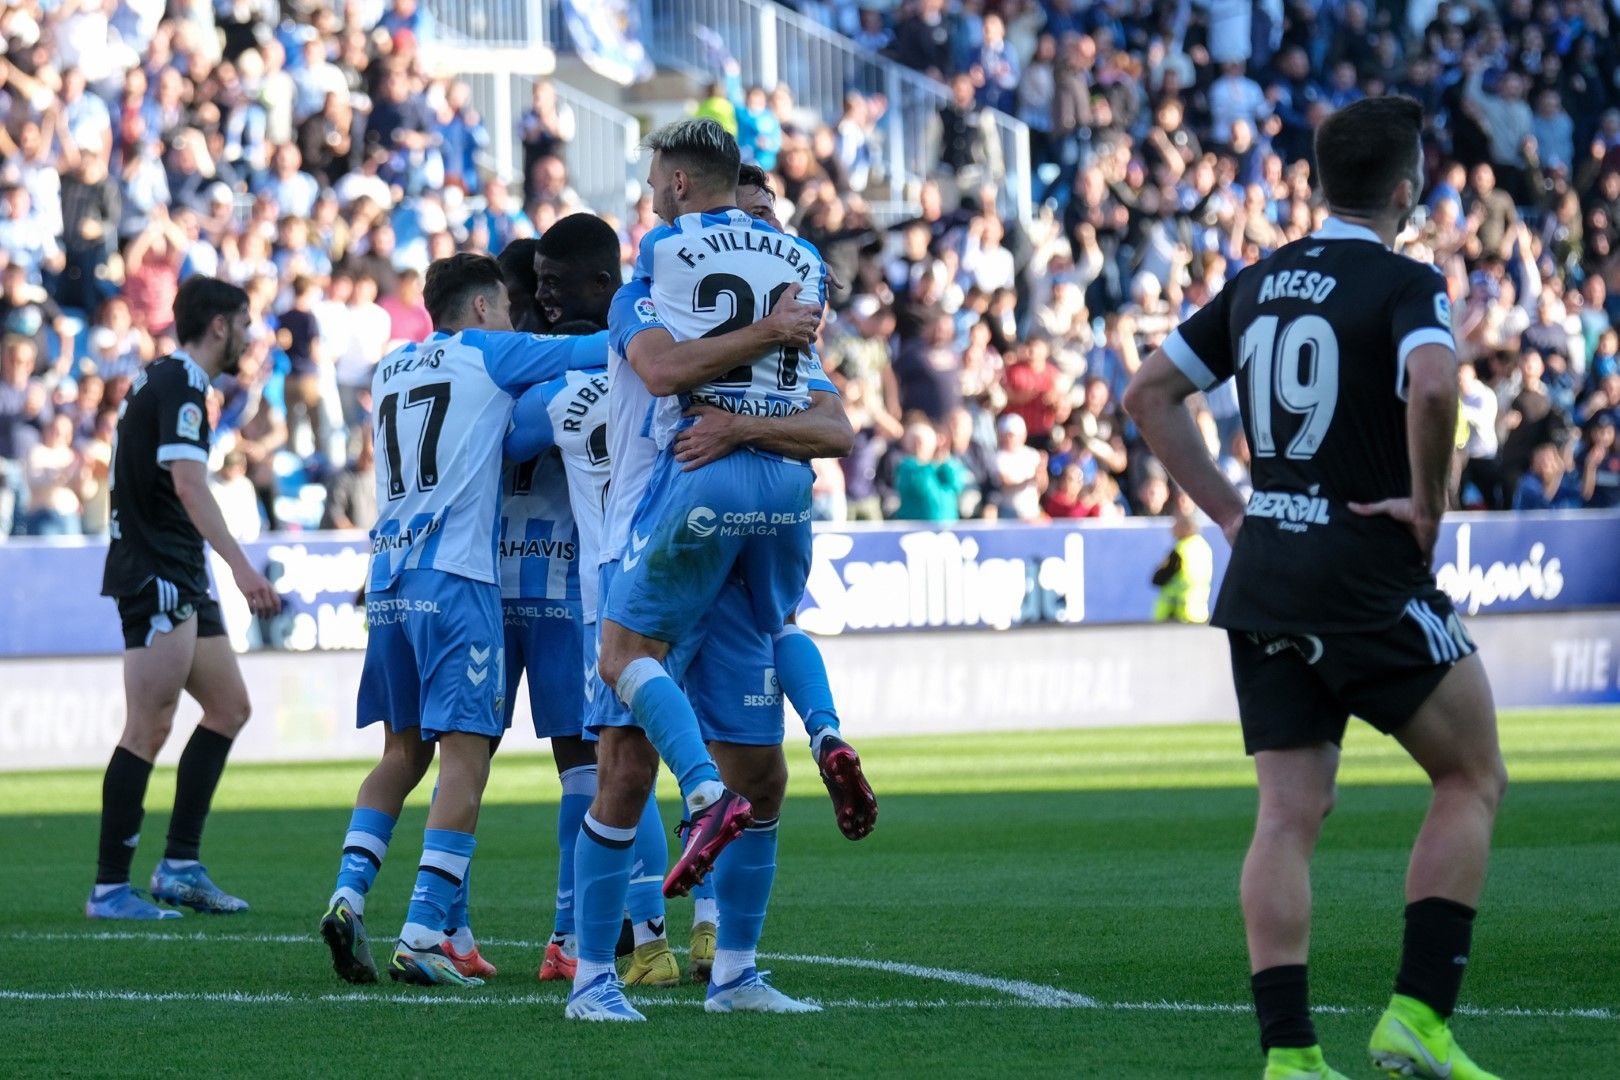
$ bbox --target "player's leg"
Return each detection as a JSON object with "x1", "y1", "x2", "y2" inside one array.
[
  {"x1": 323, "y1": 589, "x2": 432, "y2": 983},
  {"x1": 88, "y1": 597, "x2": 198, "y2": 920},
  {"x1": 388, "y1": 572, "x2": 504, "y2": 988},
  {"x1": 565, "y1": 723, "x2": 657, "y2": 1020},
  {"x1": 439, "y1": 735, "x2": 502, "y2": 979},
  {"x1": 1368, "y1": 652, "x2": 1506, "y2": 1080},
  {"x1": 1228, "y1": 631, "x2": 1350, "y2": 1079},
  {"x1": 775, "y1": 618, "x2": 877, "y2": 841},
  {"x1": 540, "y1": 733, "x2": 596, "y2": 980},
  {"x1": 598, "y1": 619, "x2": 723, "y2": 808},
  {"x1": 151, "y1": 609, "x2": 253, "y2": 913}
]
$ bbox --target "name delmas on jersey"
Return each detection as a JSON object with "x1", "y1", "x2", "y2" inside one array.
[
  {"x1": 378, "y1": 344, "x2": 445, "y2": 381},
  {"x1": 1247, "y1": 486, "x2": 1332, "y2": 532},
  {"x1": 672, "y1": 231, "x2": 819, "y2": 282}
]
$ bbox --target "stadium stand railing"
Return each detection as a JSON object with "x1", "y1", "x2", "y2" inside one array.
[
  {"x1": 420, "y1": 0, "x2": 554, "y2": 50},
  {"x1": 635, "y1": 0, "x2": 1032, "y2": 224}
]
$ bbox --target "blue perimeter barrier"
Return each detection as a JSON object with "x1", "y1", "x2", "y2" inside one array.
[{"x1": 0, "y1": 512, "x2": 1615, "y2": 658}]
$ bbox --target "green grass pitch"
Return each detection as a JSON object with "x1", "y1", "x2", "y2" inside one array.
[{"x1": 3, "y1": 708, "x2": 1616, "y2": 1077}]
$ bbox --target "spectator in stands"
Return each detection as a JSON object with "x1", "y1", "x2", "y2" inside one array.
[
  {"x1": 1580, "y1": 414, "x2": 1620, "y2": 508},
  {"x1": 1458, "y1": 360, "x2": 1503, "y2": 509},
  {"x1": 320, "y1": 431, "x2": 377, "y2": 531},
  {"x1": 892, "y1": 0, "x2": 953, "y2": 80},
  {"x1": 990, "y1": 413, "x2": 1043, "y2": 521},
  {"x1": 22, "y1": 413, "x2": 87, "y2": 536},
  {"x1": 380, "y1": 267, "x2": 431, "y2": 344},
  {"x1": 935, "y1": 72, "x2": 1003, "y2": 185},
  {"x1": 893, "y1": 419, "x2": 968, "y2": 522},
  {"x1": 1513, "y1": 442, "x2": 1583, "y2": 510},
  {"x1": 211, "y1": 450, "x2": 263, "y2": 542}
]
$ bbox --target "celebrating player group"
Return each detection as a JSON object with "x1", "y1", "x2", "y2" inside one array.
[{"x1": 90, "y1": 100, "x2": 1507, "y2": 1073}]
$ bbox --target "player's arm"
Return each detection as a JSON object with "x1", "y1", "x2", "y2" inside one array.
[
  {"x1": 1349, "y1": 272, "x2": 1460, "y2": 562},
  {"x1": 1123, "y1": 352, "x2": 1247, "y2": 542},
  {"x1": 169, "y1": 459, "x2": 280, "y2": 615},
  {"x1": 673, "y1": 390, "x2": 854, "y2": 470},
  {"x1": 623, "y1": 283, "x2": 821, "y2": 397},
  {"x1": 1349, "y1": 343, "x2": 1456, "y2": 562},
  {"x1": 1123, "y1": 289, "x2": 1247, "y2": 543},
  {"x1": 504, "y1": 380, "x2": 560, "y2": 462},
  {"x1": 481, "y1": 330, "x2": 607, "y2": 396}
]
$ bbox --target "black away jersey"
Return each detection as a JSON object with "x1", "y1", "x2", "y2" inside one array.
[
  {"x1": 101, "y1": 352, "x2": 213, "y2": 599},
  {"x1": 1164, "y1": 218, "x2": 1456, "y2": 633}
]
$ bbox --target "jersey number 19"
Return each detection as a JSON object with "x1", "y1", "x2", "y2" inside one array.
[{"x1": 1238, "y1": 314, "x2": 1340, "y2": 461}]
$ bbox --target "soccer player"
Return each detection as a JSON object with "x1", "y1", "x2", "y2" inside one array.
[
  {"x1": 89, "y1": 276, "x2": 283, "y2": 920},
  {"x1": 1123, "y1": 97, "x2": 1507, "y2": 1080},
  {"x1": 568, "y1": 122, "x2": 852, "y2": 1021},
  {"x1": 319, "y1": 252, "x2": 603, "y2": 987},
  {"x1": 497, "y1": 237, "x2": 544, "y2": 332}
]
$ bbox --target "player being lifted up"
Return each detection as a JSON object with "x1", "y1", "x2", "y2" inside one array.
[
  {"x1": 1124, "y1": 97, "x2": 1506, "y2": 1080},
  {"x1": 567, "y1": 122, "x2": 857, "y2": 1021},
  {"x1": 90, "y1": 276, "x2": 282, "y2": 920},
  {"x1": 319, "y1": 252, "x2": 603, "y2": 987}
]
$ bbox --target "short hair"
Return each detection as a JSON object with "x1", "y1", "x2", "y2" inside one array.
[
  {"x1": 1313, "y1": 96, "x2": 1425, "y2": 213},
  {"x1": 498, "y1": 237, "x2": 542, "y2": 292},
  {"x1": 423, "y1": 252, "x2": 505, "y2": 329},
  {"x1": 172, "y1": 275, "x2": 250, "y2": 345},
  {"x1": 641, "y1": 118, "x2": 741, "y2": 194},
  {"x1": 536, "y1": 213, "x2": 621, "y2": 273},
  {"x1": 737, "y1": 162, "x2": 774, "y2": 195}
]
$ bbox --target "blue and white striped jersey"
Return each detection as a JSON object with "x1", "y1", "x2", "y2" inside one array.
[
  {"x1": 504, "y1": 366, "x2": 612, "y2": 616},
  {"x1": 630, "y1": 208, "x2": 834, "y2": 417},
  {"x1": 600, "y1": 280, "x2": 680, "y2": 572},
  {"x1": 367, "y1": 328, "x2": 606, "y2": 592}
]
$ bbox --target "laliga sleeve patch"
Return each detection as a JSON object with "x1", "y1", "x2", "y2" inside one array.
[
  {"x1": 1434, "y1": 293, "x2": 1451, "y2": 331},
  {"x1": 176, "y1": 402, "x2": 204, "y2": 442},
  {"x1": 634, "y1": 297, "x2": 660, "y2": 324}
]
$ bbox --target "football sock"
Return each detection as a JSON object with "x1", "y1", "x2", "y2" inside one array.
[
  {"x1": 165, "y1": 727, "x2": 235, "y2": 861},
  {"x1": 692, "y1": 887, "x2": 718, "y2": 928},
  {"x1": 773, "y1": 625, "x2": 840, "y2": 738},
  {"x1": 445, "y1": 865, "x2": 472, "y2": 940},
  {"x1": 554, "y1": 765, "x2": 596, "y2": 936},
  {"x1": 96, "y1": 746, "x2": 153, "y2": 885},
  {"x1": 711, "y1": 817, "x2": 778, "y2": 986},
  {"x1": 446, "y1": 926, "x2": 475, "y2": 953},
  {"x1": 1251, "y1": 965, "x2": 1317, "y2": 1051},
  {"x1": 632, "y1": 918, "x2": 667, "y2": 947},
  {"x1": 626, "y1": 787, "x2": 669, "y2": 928},
  {"x1": 331, "y1": 807, "x2": 396, "y2": 916},
  {"x1": 1394, "y1": 897, "x2": 1476, "y2": 1018},
  {"x1": 616, "y1": 657, "x2": 720, "y2": 808},
  {"x1": 400, "y1": 829, "x2": 475, "y2": 951},
  {"x1": 573, "y1": 813, "x2": 637, "y2": 987}
]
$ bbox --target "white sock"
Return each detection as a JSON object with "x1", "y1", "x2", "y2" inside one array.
[
  {"x1": 331, "y1": 886, "x2": 365, "y2": 917},
  {"x1": 400, "y1": 921, "x2": 441, "y2": 951},
  {"x1": 711, "y1": 947, "x2": 756, "y2": 987},
  {"x1": 445, "y1": 926, "x2": 475, "y2": 952},
  {"x1": 92, "y1": 883, "x2": 125, "y2": 900},
  {"x1": 687, "y1": 779, "x2": 725, "y2": 814},
  {"x1": 632, "y1": 918, "x2": 666, "y2": 947},
  {"x1": 693, "y1": 897, "x2": 718, "y2": 927},
  {"x1": 573, "y1": 958, "x2": 617, "y2": 989},
  {"x1": 161, "y1": 858, "x2": 200, "y2": 870}
]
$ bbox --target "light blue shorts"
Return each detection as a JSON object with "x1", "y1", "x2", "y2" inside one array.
[
  {"x1": 502, "y1": 597, "x2": 585, "y2": 739},
  {"x1": 358, "y1": 570, "x2": 504, "y2": 739}
]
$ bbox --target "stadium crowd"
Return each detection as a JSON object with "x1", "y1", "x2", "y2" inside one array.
[{"x1": 3, "y1": 0, "x2": 1620, "y2": 540}]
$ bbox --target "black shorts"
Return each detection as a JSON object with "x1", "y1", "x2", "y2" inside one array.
[
  {"x1": 115, "y1": 576, "x2": 226, "y2": 650},
  {"x1": 1226, "y1": 588, "x2": 1477, "y2": 755}
]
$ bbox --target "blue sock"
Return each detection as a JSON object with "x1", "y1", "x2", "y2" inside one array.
[
  {"x1": 573, "y1": 813, "x2": 637, "y2": 986},
  {"x1": 400, "y1": 828, "x2": 475, "y2": 950},
  {"x1": 617, "y1": 657, "x2": 720, "y2": 802},
  {"x1": 331, "y1": 807, "x2": 396, "y2": 916},
  {"x1": 711, "y1": 818, "x2": 778, "y2": 986},
  {"x1": 446, "y1": 866, "x2": 471, "y2": 935},
  {"x1": 626, "y1": 783, "x2": 669, "y2": 926},
  {"x1": 773, "y1": 626, "x2": 840, "y2": 741},
  {"x1": 554, "y1": 765, "x2": 596, "y2": 937}
]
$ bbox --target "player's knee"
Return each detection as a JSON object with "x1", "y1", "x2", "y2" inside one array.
[
  {"x1": 122, "y1": 719, "x2": 172, "y2": 760},
  {"x1": 210, "y1": 696, "x2": 252, "y2": 737}
]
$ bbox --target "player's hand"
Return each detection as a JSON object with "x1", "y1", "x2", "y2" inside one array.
[
  {"x1": 1347, "y1": 498, "x2": 1441, "y2": 563},
  {"x1": 760, "y1": 283, "x2": 821, "y2": 347},
  {"x1": 233, "y1": 563, "x2": 282, "y2": 617},
  {"x1": 674, "y1": 406, "x2": 749, "y2": 471}
]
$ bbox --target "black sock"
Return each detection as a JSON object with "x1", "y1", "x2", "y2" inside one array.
[
  {"x1": 97, "y1": 747, "x2": 154, "y2": 885},
  {"x1": 1394, "y1": 897, "x2": 1476, "y2": 1018},
  {"x1": 1252, "y1": 965, "x2": 1317, "y2": 1052},
  {"x1": 164, "y1": 727, "x2": 236, "y2": 861}
]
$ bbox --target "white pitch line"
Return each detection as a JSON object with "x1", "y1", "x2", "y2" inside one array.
[{"x1": 3, "y1": 932, "x2": 1614, "y2": 1022}]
